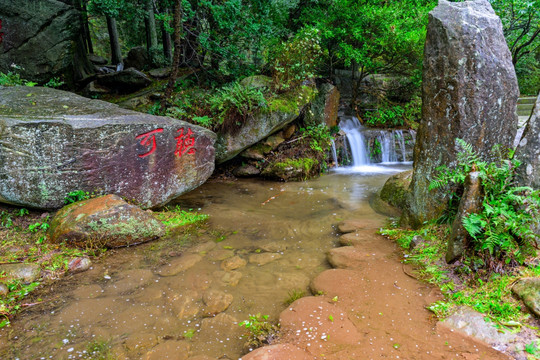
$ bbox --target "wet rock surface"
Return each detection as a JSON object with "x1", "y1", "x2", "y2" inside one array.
[
  {"x1": 96, "y1": 67, "x2": 152, "y2": 93},
  {"x1": 516, "y1": 93, "x2": 540, "y2": 188},
  {"x1": 0, "y1": 263, "x2": 40, "y2": 283},
  {"x1": 48, "y1": 195, "x2": 165, "y2": 248},
  {"x1": 408, "y1": 0, "x2": 519, "y2": 227},
  {"x1": 0, "y1": 86, "x2": 216, "y2": 209},
  {"x1": 512, "y1": 277, "x2": 540, "y2": 317}
]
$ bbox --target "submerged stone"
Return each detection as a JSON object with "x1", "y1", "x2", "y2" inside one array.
[
  {"x1": 407, "y1": 0, "x2": 518, "y2": 227},
  {"x1": 0, "y1": 263, "x2": 40, "y2": 283},
  {"x1": 0, "y1": 86, "x2": 216, "y2": 210}
]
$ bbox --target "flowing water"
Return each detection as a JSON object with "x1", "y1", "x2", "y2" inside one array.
[{"x1": 0, "y1": 167, "x2": 509, "y2": 360}]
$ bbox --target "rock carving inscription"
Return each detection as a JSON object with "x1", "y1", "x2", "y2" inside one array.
[{"x1": 135, "y1": 127, "x2": 196, "y2": 158}]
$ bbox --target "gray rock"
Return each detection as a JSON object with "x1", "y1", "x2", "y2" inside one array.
[
  {"x1": 233, "y1": 164, "x2": 261, "y2": 177},
  {"x1": 409, "y1": 235, "x2": 425, "y2": 250},
  {"x1": 380, "y1": 170, "x2": 413, "y2": 210},
  {"x1": 148, "y1": 67, "x2": 171, "y2": 79},
  {"x1": 407, "y1": 0, "x2": 518, "y2": 228},
  {"x1": 88, "y1": 54, "x2": 108, "y2": 66},
  {"x1": 0, "y1": 0, "x2": 93, "y2": 84},
  {"x1": 515, "y1": 93, "x2": 540, "y2": 188},
  {"x1": 96, "y1": 67, "x2": 152, "y2": 94},
  {"x1": 49, "y1": 195, "x2": 165, "y2": 248},
  {"x1": 0, "y1": 283, "x2": 9, "y2": 297},
  {"x1": 440, "y1": 307, "x2": 518, "y2": 351},
  {"x1": 82, "y1": 80, "x2": 110, "y2": 97},
  {"x1": 0, "y1": 263, "x2": 40, "y2": 283},
  {"x1": 0, "y1": 86, "x2": 215, "y2": 209},
  {"x1": 157, "y1": 254, "x2": 202, "y2": 276},
  {"x1": 446, "y1": 171, "x2": 483, "y2": 262},
  {"x1": 215, "y1": 85, "x2": 314, "y2": 163},
  {"x1": 67, "y1": 257, "x2": 91, "y2": 273},
  {"x1": 512, "y1": 277, "x2": 540, "y2": 317},
  {"x1": 124, "y1": 46, "x2": 149, "y2": 70}
]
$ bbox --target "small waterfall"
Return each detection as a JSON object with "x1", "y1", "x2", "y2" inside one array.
[
  {"x1": 339, "y1": 117, "x2": 370, "y2": 166},
  {"x1": 330, "y1": 139, "x2": 339, "y2": 166},
  {"x1": 335, "y1": 117, "x2": 415, "y2": 172}
]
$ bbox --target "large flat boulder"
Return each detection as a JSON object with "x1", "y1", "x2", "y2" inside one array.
[
  {"x1": 407, "y1": 0, "x2": 518, "y2": 227},
  {"x1": 0, "y1": 86, "x2": 216, "y2": 209}
]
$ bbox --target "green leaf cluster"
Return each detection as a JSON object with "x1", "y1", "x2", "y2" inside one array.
[{"x1": 430, "y1": 139, "x2": 540, "y2": 267}]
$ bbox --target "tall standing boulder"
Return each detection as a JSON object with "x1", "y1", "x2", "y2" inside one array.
[
  {"x1": 407, "y1": 0, "x2": 519, "y2": 227},
  {"x1": 0, "y1": 86, "x2": 216, "y2": 209},
  {"x1": 0, "y1": 0, "x2": 93, "y2": 85},
  {"x1": 515, "y1": 93, "x2": 540, "y2": 188}
]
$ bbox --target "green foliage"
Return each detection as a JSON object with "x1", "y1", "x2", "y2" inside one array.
[
  {"x1": 85, "y1": 338, "x2": 115, "y2": 360},
  {"x1": 299, "y1": 124, "x2": 332, "y2": 153},
  {"x1": 284, "y1": 289, "x2": 305, "y2": 305},
  {"x1": 209, "y1": 82, "x2": 267, "y2": 129},
  {"x1": 43, "y1": 77, "x2": 65, "y2": 89},
  {"x1": 364, "y1": 97, "x2": 422, "y2": 128},
  {"x1": 0, "y1": 71, "x2": 37, "y2": 87},
  {"x1": 239, "y1": 313, "x2": 279, "y2": 350},
  {"x1": 64, "y1": 190, "x2": 91, "y2": 204},
  {"x1": 381, "y1": 223, "x2": 534, "y2": 323},
  {"x1": 191, "y1": 115, "x2": 213, "y2": 128},
  {"x1": 269, "y1": 27, "x2": 324, "y2": 91},
  {"x1": 0, "y1": 280, "x2": 40, "y2": 328},
  {"x1": 525, "y1": 340, "x2": 539, "y2": 356},
  {"x1": 154, "y1": 206, "x2": 209, "y2": 230},
  {"x1": 430, "y1": 139, "x2": 540, "y2": 267}
]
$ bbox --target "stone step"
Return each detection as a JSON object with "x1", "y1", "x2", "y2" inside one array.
[
  {"x1": 518, "y1": 109, "x2": 534, "y2": 116},
  {"x1": 518, "y1": 103, "x2": 534, "y2": 110},
  {"x1": 518, "y1": 96, "x2": 537, "y2": 105}
]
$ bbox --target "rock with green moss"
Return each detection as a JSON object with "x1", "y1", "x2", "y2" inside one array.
[
  {"x1": 380, "y1": 170, "x2": 412, "y2": 210},
  {"x1": 0, "y1": 86, "x2": 216, "y2": 209},
  {"x1": 48, "y1": 194, "x2": 165, "y2": 248},
  {"x1": 215, "y1": 85, "x2": 316, "y2": 163},
  {"x1": 262, "y1": 157, "x2": 318, "y2": 181},
  {"x1": 512, "y1": 277, "x2": 540, "y2": 317},
  {"x1": 240, "y1": 75, "x2": 272, "y2": 89}
]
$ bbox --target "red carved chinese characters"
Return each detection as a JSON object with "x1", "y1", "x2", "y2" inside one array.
[
  {"x1": 175, "y1": 128, "x2": 196, "y2": 158},
  {"x1": 135, "y1": 128, "x2": 163, "y2": 158}
]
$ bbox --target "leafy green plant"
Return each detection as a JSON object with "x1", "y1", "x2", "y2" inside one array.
[
  {"x1": 364, "y1": 105, "x2": 405, "y2": 128},
  {"x1": 299, "y1": 124, "x2": 332, "y2": 153},
  {"x1": 191, "y1": 115, "x2": 213, "y2": 128},
  {"x1": 269, "y1": 27, "x2": 324, "y2": 91},
  {"x1": 0, "y1": 280, "x2": 40, "y2": 328},
  {"x1": 209, "y1": 82, "x2": 267, "y2": 131},
  {"x1": 239, "y1": 313, "x2": 279, "y2": 351},
  {"x1": 154, "y1": 206, "x2": 209, "y2": 230},
  {"x1": 43, "y1": 77, "x2": 65, "y2": 89},
  {"x1": 524, "y1": 340, "x2": 539, "y2": 356},
  {"x1": 64, "y1": 190, "x2": 91, "y2": 204},
  {"x1": 430, "y1": 139, "x2": 540, "y2": 268},
  {"x1": 284, "y1": 289, "x2": 305, "y2": 305}
]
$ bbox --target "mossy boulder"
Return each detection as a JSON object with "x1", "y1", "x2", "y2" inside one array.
[
  {"x1": 215, "y1": 85, "x2": 316, "y2": 163},
  {"x1": 261, "y1": 157, "x2": 318, "y2": 181},
  {"x1": 49, "y1": 194, "x2": 165, "y2": 248},
  {"x1": 512, "y1": 277, "x2": 540, "y2": 317},
  {"x1": 240, "y1": 75, "x2": 272, "y2": 89},
  {"x1": 380, "y1": 170, "x2": 413, "y2": 210}
]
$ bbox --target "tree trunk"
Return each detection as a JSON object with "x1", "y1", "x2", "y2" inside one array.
[
  {"x1": 145, "y1": 0, "x2": 158, "y2": 53},
  {"x1": 106, "y1": 15, "x2": 122, "y2": 65},
  {"x1": 162, "y1": 0, "x2": 183, "y2": 110},
  {"x1": 82, "y1": 1, "x2": 94, "y2": 54},
  {"x1": 161, "y1": 7, "x2": 172, "y2": 62}
]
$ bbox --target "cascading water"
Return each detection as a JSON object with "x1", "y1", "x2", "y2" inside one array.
[
  {"x1": 333, "y1": 116, "x2": 415, "y2": 173},
  {"x1": 338, "y1": 117, "x2": 370, "y2": 166}
]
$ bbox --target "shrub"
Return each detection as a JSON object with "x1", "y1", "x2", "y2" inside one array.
[
  {"x1": 269, "y1": 27, "x2": 324, "y2": 91},
  {"x1": 430, "y1": 139, "x2": 540, "y2": 269}
]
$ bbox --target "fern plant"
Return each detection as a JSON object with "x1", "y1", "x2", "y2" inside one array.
[{"x1": 430, "y1": 139, "x2": 540, "y2": 268}]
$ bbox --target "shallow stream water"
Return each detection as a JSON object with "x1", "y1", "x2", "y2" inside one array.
[{"x1": 0, "y1": 166, "x2": 509, "y2": 360}]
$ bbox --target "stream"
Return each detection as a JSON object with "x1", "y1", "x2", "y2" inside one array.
[{"x1": 0, "y1": 166, "x2": 509, "y2": 360}]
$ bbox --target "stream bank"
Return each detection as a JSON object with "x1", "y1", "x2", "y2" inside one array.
[{"x1": 0, "y1": 169, "x2": 525, "y2": 360}]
